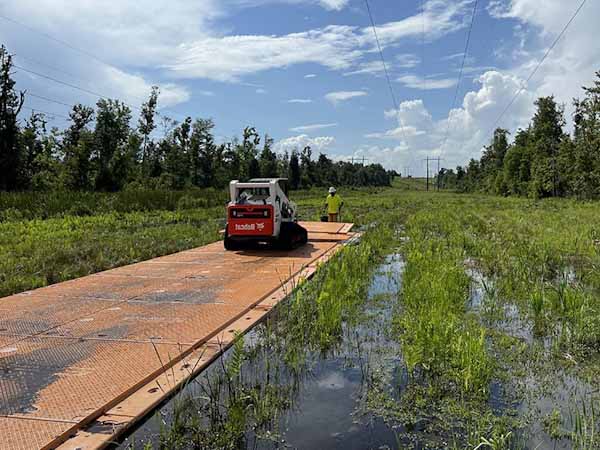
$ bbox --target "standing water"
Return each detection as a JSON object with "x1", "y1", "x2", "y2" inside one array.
[{"x1": 120, "y1": 253, "x2": 405, "y2": 449}]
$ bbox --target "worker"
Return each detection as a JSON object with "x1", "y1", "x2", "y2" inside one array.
[{"x1": 325, "y1": 186, "x2": 343, "y2": 222}]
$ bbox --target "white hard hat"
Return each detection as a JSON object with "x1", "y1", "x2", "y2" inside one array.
[{"x1": 328, "y1": 186, "x2": 336, "y2": 194}]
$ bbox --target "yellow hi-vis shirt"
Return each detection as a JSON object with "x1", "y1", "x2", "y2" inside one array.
[{"x1": 326, "y1": 194, "x2": 343, "y2": 214}]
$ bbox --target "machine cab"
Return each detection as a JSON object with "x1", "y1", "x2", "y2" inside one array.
[{"x1": 227, "y1": 179, "x2": 293, "y2": 238}]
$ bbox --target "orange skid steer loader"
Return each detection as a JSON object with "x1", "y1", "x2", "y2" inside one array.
[{"x1": 224, "y1": 178, "x2": 308, "y2": 251}]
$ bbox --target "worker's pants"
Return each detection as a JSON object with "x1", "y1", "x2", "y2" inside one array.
[{"x1": 328, "y1": 213, "x2": 338, "y2": 222}]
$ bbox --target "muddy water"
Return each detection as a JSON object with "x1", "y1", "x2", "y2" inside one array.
[
  {"x1": 260, "y1": 254, "x2": 405, "y2": 450},
  {"x1": 120, "y1": 255, "x2": 598, "y2": 449},
  {"x1": 119, "y1": 253, "x2": 405, "y2": 450},
  {"x1": 468, "y1": 266, "x2": 599, "y2": 450}
]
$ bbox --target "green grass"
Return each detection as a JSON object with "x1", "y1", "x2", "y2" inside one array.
[
  {"x1": 0, "y1": 208, "x2": 223, "y2": 297},
  {"x1": 0, "y1": 188, "x2": 229, "y2": 221}
]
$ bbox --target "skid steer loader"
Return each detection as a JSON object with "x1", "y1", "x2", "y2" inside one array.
[{"x1": 224, "y1": 178, "x2": 308, "y2": 251}]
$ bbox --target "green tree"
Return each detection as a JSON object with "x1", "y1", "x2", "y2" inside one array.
[
  {"x1": 139, "y1": 86, "x2": 159, "y2": 170},
  {"x1": 30, "y1": 127, "x2": 62, "y2": 191},
  {"x1": 289, "y1": 150, "x2": 300, "y2": 189},
  {"x1": 190, "y1": 118, "x2": 217, "y2": 187},
  {"x1": 570, "y1": 72, "x2": 600, "y2": 198},
  {"x1": 93, "y1": 99, "x2": 132, "y2": 191},
  {"x1": 163, "y1": 117, "x2": 192, "y2": 189},
  {"x1": 259, "y1": 134, "x2": 278, "y2": 178},
  {"x1": 300, "y1": 146, "x2": 313, "y2": 187},
  {"x1": 455, "y1": 166, "x2": 466, "y2": 191},
  {"x1": 315, "y1": 153, "x2": 335, "y2": 186},
  {"x1": 19, "y1": 112, "x2": 47, "y2": 188},
  {"x1": 277, "y1": 151, "x2": 290, "y2": 181},
  {"x1": 480, "y1": 128, "x2": 510, "y2": 193},
  {"x1": 0, "y1": 45, "x2": 25, "y2": 190},
  {"x1": 464, "y1": 159, "x2": 481, "y2": 192},
  {"x1": 503, "y1": 128, "x2": 532, "y2": 196},
  {"x1": 529, "y1": 96, "x2": 566, "y2": 198},
  {"x1": 238, "y1": 126, "x2": 260, "y2": 180},
  {"x1": 62, "y1": 104, "x2": 95, "y2": 190}
]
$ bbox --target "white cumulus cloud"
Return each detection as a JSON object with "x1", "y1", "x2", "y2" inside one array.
[
  {"x1": 274, "y1": 134, "x2": 336, "y2": 153},
  {"x1": 364, "y1": 71, "x2": 535, "y2": 172}
]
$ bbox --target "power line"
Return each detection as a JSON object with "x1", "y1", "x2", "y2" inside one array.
[
  {"x1": 21, "y1": 105, "x2": 70, "y2": 121},
  {"x1": 0, "y1": 13, "x2": 112, "y2": 67},
  {"x1": 21, "y1": 82, "x2": 228, "y2": 141},
  {"x1": 16, "y1": 62, "x2": 190, "y2": 121},
  {"x1": 364, "y1": 0, "x2": 399, "y2": 111},
  {"x1": 440, "y1": 0, "x2": 479, "y2": 155},
  {"x1": 421, "y1": 0, "x2": 427, "y2": 91},
  {"x1": 15, "y1": 64, "x2": 176, "y2": 120},
  {"x1": 2, "y1": 13, "x2": 192, "y2": 120},
  {"x1": 15, "y1": 54, "x2": 83, "y2": 81},
  {"x1": 28, "y1": 92, "x2": 76, "y2": 109},
  {"x1": 364, "y1": 0, "x2": 409, "y2": 147},
  {"x1": 14, "y1": 64, "x2": 133, "y2": 108},
  {"x1": 477, "y1": 0, "x2": 587, "y2": 150}
]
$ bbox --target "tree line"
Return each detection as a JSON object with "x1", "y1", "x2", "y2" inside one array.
[
  {"x1": 0, "y1": 45, "x2": 393, "y2": 193},
  {"x1": 438, "y1": 71, "x2": 600, "y2": 199}
]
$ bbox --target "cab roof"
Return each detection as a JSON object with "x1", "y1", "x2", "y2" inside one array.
[{"x1": 248, "y1": 178, "x2": 288, "y2": 182}]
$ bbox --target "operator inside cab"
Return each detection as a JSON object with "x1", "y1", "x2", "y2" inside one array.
[{"x1": 325, "y1": 186, "x2": 343, "y2": 222}]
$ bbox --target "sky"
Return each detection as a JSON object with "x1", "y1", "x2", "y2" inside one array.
[{"x1": 1, "y1": 0, "x2": 598, "y2": 176}]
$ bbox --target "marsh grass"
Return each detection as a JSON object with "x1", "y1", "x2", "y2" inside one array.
[
  {"x1": 0, "y1": 208, "x2": 223, "y2": 296},
  {"x1": 5, "y1": 182, "x2": 600, "y2": 448},
  {"x1": 395, "y1": 210, "x2": 493, "y2": 395},
  {"x1": 0, "y1": 188, "x2": 228, "y2": 221}
]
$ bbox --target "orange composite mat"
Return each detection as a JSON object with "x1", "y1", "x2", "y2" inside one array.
[{"x1": 0, "y1": 222, "x2": 354, "y2": 450}]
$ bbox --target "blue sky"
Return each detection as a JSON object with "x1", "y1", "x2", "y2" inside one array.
[{"x1": 1, "y1": 0, "x2": 598, "y2": 175}]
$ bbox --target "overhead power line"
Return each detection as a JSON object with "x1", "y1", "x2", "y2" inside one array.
[
  {"x1": 421, "y1": 0, "x2": 427, "y2": 91},
  {"x1": 477, "y1": 0, "x2": 587, "y2": 149},
  {"x1": 15, "y1": 54, "x2": 83, "y2": 81},
  {"x1": 16, "y1": 61, "x2": 191, "y2": 121},
  {"x1": 0, "y1": 13, "x2": 112, "y2": 67},
  {"x1": 21, "y1": 105, "x2": 70, "y2": 121},
  {"x1": 15, "y1": 64, "x2": 175, "y2": 121},
  {"x1": 13, "y1": 64, "x2": 133, "y2": 108},
  {"x1": 364, "y1": 0, "x2": 398, "y2": 111},
  {"x1": 28, "y1": 92, "x2": 76, "y2": 109},
  {"x1": 440, "y1": 0, "x2": 479, "y2": 155},
  {"x1": 2, "y1": 13, "x2": 192, "y2": 120},
  {"x1": 364, "y1": 0, "x2": 410, "y2": 148}
]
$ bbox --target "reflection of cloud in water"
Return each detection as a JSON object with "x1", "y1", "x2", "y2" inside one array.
[{"x1": 316, "y1": 371, "x2": 347, "y2": 390}]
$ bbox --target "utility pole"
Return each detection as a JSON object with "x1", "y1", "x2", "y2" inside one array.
[
  {"x1": 350, "y1": 156, "x2": 368, "y2": 165},
  {"x1": 436, "y1": 157, "x2": 441, "y2": 191},
  {"x1": 423, "y1": 157, "x2": 442, "y2": 192},
  {"x1": 424, "y1": 157, "x2": 430, "y2": 191}
]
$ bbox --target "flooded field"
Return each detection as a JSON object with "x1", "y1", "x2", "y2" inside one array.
[
  {"x1": 110, "y1": 193, "x2": 600, "y2": 449},
  {"x1": 121, "y1": 252, "x2": 406, "y2": 449}
]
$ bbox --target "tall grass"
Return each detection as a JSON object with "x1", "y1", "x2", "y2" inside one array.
[
  {"x1": 0, "y1": 208, "x2": 223, "y2": 296},
  {"x1": 395, "y1": 210, "x2": 493, "y2": 395},
  {"x1": 0, "y1": 188, "x2": 228, "y2": 221}
]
